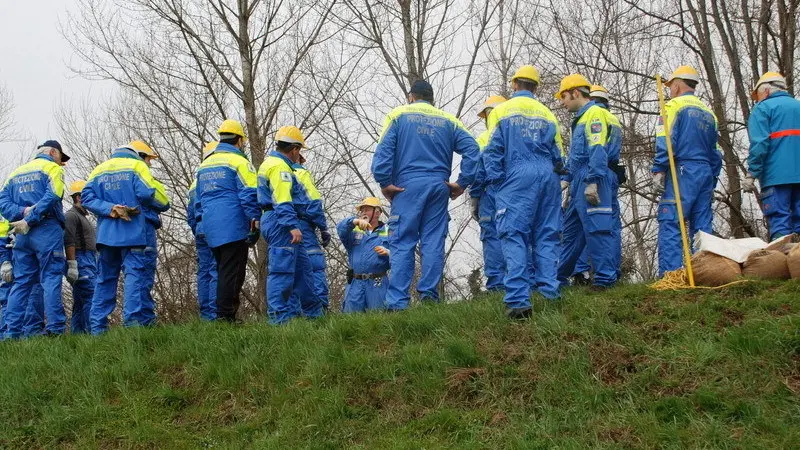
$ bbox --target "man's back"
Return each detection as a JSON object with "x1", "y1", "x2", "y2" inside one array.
[
  {"x1": 0, "y1": 156, "x2": 65, "y2": 225},
  {"x1": 748, "y1": 91, "x2": 800, "y2": 188},
  {"x1": 655, "y1": 94, "x2": 719, "y2": 172}
]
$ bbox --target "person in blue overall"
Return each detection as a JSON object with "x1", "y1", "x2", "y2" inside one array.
[
  {"x1": 187, "y1": 141, "x2": 219, "y2": 321},
  {"x1": 371, "y1": 79, "x2": 479, "y2": 310},
  {"x1": 650, "y1": 66, "x2": 721, "y2": 276},
  {"x1": 0, "y1": 140, "x2": 69, "y2": 339},
  {"x1": 64, "y1": 180, "x2": 98, "y2": 333},
  {"x1": 337, "y1": 197, "x2": 391, "y2": 313},
  {"x1": 744, "y1": 72, "x2": 800, "y2": 240},
  {"x1": 292, "y1": 157, "x2": 331, "y2": 310},
  {"x1": 556, "y1": 75, "x2": 622, "y2": 291},
  {"x1": 258, "y1": 126, "x2": 323, "y2": 324},
  {"x1": 83, "y1": 141, "x2": 170, "y2": 334},
  {"x1": 482, "y1": 66, "x2": 565, "y2": 319},
  {"x1": 470, "y1": 95, "x2": 507, "y2": 292}
]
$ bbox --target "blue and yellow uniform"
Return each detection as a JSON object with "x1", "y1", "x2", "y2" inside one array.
[
  {"x1": 187, "y1": 180, "x2": 217, "y2": 320},
  {"x1": 258, "y1": 151, "x2": 322, "y2": 324},
  {"x1": 471, "y1": 130, "x2": 505, "y2": 291},
  {"x1": 653, "y1": 93, "x2": 720, "y2": 275},
  {"x1": 371, "y1": 101, "x2": 479, "y2": 309},
  {"x1": 0, "y1": 154, "x2": 67, "y2": 338},
  {"x1": 292, "y1": 164, "x2": 330, "y2": 309},
  {"x1": 337, "y1": 217, "x2": 390, "y2": 312},
  {"x1": 747, "y1": 91, "x2": 800, "y2": 240},
  {"x1": 483, "y1": 90, "x2": 564, "y2": 306},
  {"x1": 82, "y1": 146, "x2": 170, "y2": 334},
  {"x1": 558, "y1": 101, "x2": 622, "y2": 287}
]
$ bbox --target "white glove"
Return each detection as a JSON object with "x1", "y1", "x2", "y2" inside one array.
[
  {"x1": 0, "y1": 261, "x2": 12, "y2": 283},
  {"x1": 584, "y1": 183, "x2": 600, "y2": 206},
  {"x1": 742, "y1": 175, "x2": 756, "y2": 194},
  {"x1": 66, "y1": 260, "x2": 79, "y2": 284},
  {"x1": 9, "y1": 219, "x2": 30, "y2": 235},
  {"x1": 470, "y1": 197, "x2": 480, "y2": 221},
  {"x1": 374, "y1": 246, "x2": 390, "y2": 256},
  {"x1": 651, "y1": 172, "x2": 666, "y2": 196},
  {"x1": 560, "y1": 180, "x2": 569, "y2": 191},
  {"x1": 561, "y1": 184, "x2": 571, "y2": 209}
]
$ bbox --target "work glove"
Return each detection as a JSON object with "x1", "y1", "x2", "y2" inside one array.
[
  {"x1": 561, "y1": 183, "x2": 571, "y2": 210},
  {"x1": 742, "y1": 175, "x2": 756, "y2": 194},
  {"x1": 584, "y1": 183, "x2": 600, "y2": 206},
  {"x1": 554, "y1": 160, "x2": 569, "y2": 176},
  {"x1": 66, "y1": 260, "x2": 79, "y2": 284},
  {"x1": 320, "y1": 230, "x2": 332, "y2": 248},
  {"x1": 470, "y1": 197, "x2": 480, "y2": 222},
  {"x1": 246, "y1": 230, "x2": 260, "y2": 246},
  {"x1": 110, "y1": 205, "x2": 132, "y2": 221},
  {"x1": 560, "y1": 180, "x2": 569, "y2": 192},
  {"x1": 0, "y1": 261, "x2": 12, "y2": 283},
  {"x1": 374, "y1": 246, "x2": 390, "y2": 257},
  {"x1": 9, "y1": 219, "x2": 30, "y2": 235},
  {"x1": 651, "y1": 172, "x2": 666, "y2": 196}
]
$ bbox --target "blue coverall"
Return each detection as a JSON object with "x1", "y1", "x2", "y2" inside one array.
[
  {"x1": 482, "y1": 90, "x2": 564, "y2": 307},
  {"x1": 21, "y1": 283, "x2": 45, "y2": 337},
  {"x1": 371, "y1": 100, "x2": 479, "y2": 310},
  {"x1": 82, "y1": 147, "x2": 170, "y2": 334},
  {"x1": 653, "y1": 93, "x2": 721, "y2": 275},
  {"x1": 258, "y1": 151, "x2": 322, "y2": 325},
  {"x1": 293, "y1": 164, "x2": 330, "y2": 309},
  {"x1": 0, "y1": 154, "x2": 67, "y2": 339},
  {"x1": 0, "y1": 217, "x2": 10, "y2": 335},
  {"x1": 471, "y1": 130, "x2": 505, "y2": 291},
  {"x1": 70, "y1": 250, "x2": 96, "y2": 333},
  {"x1": 558, "y1": 101, "x2": 622, "y2": 288},
  {"x1": 188, "y1": 181, "x2": 217, "y2": 320},
  {"x1": 747, "y1": 91, "x2": 800, "y2": 240},
  {"x1": 337, "y1": 217, "x2": 391, "y2": 312}
]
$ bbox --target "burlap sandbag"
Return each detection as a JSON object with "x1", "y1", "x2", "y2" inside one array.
[
  {"x1": 787, "y1": 245, "x2": 800, "y2": 279},
  {"x1": 691, "y1": 251, "x2": 742, "y2": 286},
  {"x1": 742, "y1": 249, "x2": 790, "y2": 280}
]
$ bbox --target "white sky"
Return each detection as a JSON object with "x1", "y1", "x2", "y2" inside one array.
[{"x1": 0, "y1": 0, "x2": 112, "y2": 174}]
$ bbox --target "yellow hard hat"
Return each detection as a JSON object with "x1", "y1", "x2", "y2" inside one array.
[
  {"x1": 478, "y1": 95, "x2": 506, "y2": 118},
  {"x1": 751, "y1": 71, "x2": 786, "y2": 100},
  {"x1": 356, "y1": 196, "x2": 384, "y2": 213},
  {"x1": 555, "y1": 74, "x2": 591, "y2": 99},
  {"x1": 275, "y1": 125, "x2": 308, "y2": 148},
  {"x1": 665, "y1": 66, "x2": 699, "y2": 86},
  {"x1": 202, "y1": 141, "x2": 218, "y2": 159},
  {"x1": 69, "y1": 180, "x2": 86, "y2": 196},
  {"x1": 218, "y1": 119, "x2": 247, "y2": 139},
  {"x1": 511, "y1": 65, "x2": 541, "y2": 84},
  {"x1": 127, "y1": 140, "x2": 158, "y2": 158},
  {"x1": 590, "y1": 84, "x2": 609, "y2": 101}
]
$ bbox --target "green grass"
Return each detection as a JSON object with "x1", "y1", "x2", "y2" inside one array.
[{"x1": 0, "y1": 281, "x2": 798, "y2": 448}]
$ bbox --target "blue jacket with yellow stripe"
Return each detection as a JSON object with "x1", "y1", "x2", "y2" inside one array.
[
  {"x1": 195, "y1": 143, "x2": 259, "y2": 248},
  {"x1": 483, "y1": 90, "x2": 564, "y2": 184},
  {"x1": 652, "y1": 93, "x2": 721, "y2": 176},
  {"x1": 187, "y1": 179, "x2": 200, "y2": 236},
  {"x1": 337, "y1": 217, "x2": 390, "y2": 275},
  {"x1": 469, "y1": 130, "x2": 491, "y2": 199},
  {"x1": 567, "y1": 101, "x2": 622, "y2": 183},
  {"x1": 747, "y1": 91, "x2": 800, "y2": 187},
  {"x1": 257, "y1": 151, "x2": 308, "y2": 232},
  {"x1": 371, "y1": 100, "x2": 479, "y2": 188},
  {"x1": 292, "y1": 164, "x2": 328, "y2": 231},
  {"x1": 0, "y1": 154, "x2": 66, "y2": 227},
  {"x1": 83, "y1": 147, "x2": 170, "y2": 247}
]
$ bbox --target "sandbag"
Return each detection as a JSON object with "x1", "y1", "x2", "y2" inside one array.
[
  {"x1": 742, "y1": 249, "x2": 790, "y2": 280},
  {"x1": 691, "y1": 251, "x2": 742, "y2": 287},
  {"x1": 787, "y1": 245, "x2": 800, "y2": 279}
]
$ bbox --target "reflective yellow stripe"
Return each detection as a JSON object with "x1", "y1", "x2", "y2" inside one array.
[
  {"x1": 579, "y1": 106, "x2": 609, "y2": 146},
  {"x1": 378, "y1": 102, "x2": 468, "y2": 142},
  {"x1": 476, "y1": 130, "x2": 490, "y2": 151},
  {"x1": 486, "y1": 97, "x2": 564, "y2": 156},
  {"x1": 658, "y1": 95, "x2": 718, "y2": 138},
  {"x1": 258, "y1": 156, "x2": 294, "y2": 204},
  {"x1": 0, "y1": 217, "x2": 8, "y2": 238},
  {"x1": 200, "y1": 153, "x2": 257, "y2": 189},
  {"x1": 5, "y1": 158, "x2": 65, "y2": 197},
  {"x1": 294, "y1": 168, "x2": 321, "y2": 200},
  {"x1": 88, "y1": 158, "x2": 168, "y2": 206}
]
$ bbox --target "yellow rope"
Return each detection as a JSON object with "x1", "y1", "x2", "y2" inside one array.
[{"x1": 649, "y1": 268, "x2": 751, "y2": 291}]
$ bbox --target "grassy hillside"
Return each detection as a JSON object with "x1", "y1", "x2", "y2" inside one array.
[{"x1": 0, "y1": 281, "x2": 798, "y2": 448}]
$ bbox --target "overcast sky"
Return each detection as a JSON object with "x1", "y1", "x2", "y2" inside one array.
[{"x1": 0, "y1": 0, "x2": 113, "y2": 175}]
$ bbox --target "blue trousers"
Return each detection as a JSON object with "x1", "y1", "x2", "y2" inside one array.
[
  {"x1": 760, "y1": 183, "x2": 800, "y2": 241},
  {"x1": 90, "y1": 228, "x2": 158, "y2": 334},
  {"x1": 299, "y1": 221, "x2": 329, "y2": 308},
  {"x1": 478, "y1": 187, "x2": 505, "y2": 291},
  {"x1": 4, "y1": 221, "x2": 66, "y2": 339},
  {"x1": 558, "y1": 172, "x2": 619, "y2": 287},
  {"x1": 70, "y1": 250, "x2": 97, "y2": 334},
  {"x1": 496, "y1": 171, "x2": 562, "y2": 308},
  {"x1": 657, "y1": 163, "x2": 714, "y2": 276},
  {"x1": 22, "y1": 283, "x2": 45, "y2": 337},
  {"x1": 342, "y1": 276, "x2": 388, "y2": 313},
  {"x1": 196, "y1": 235, "x2": 218, "y2": 321},
  {"x1": 385, "y1": 179, "x2": 450, "y2": 310},
  {"x1": 262, "y1": 212, "x2": 323, "y2": 325}
]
